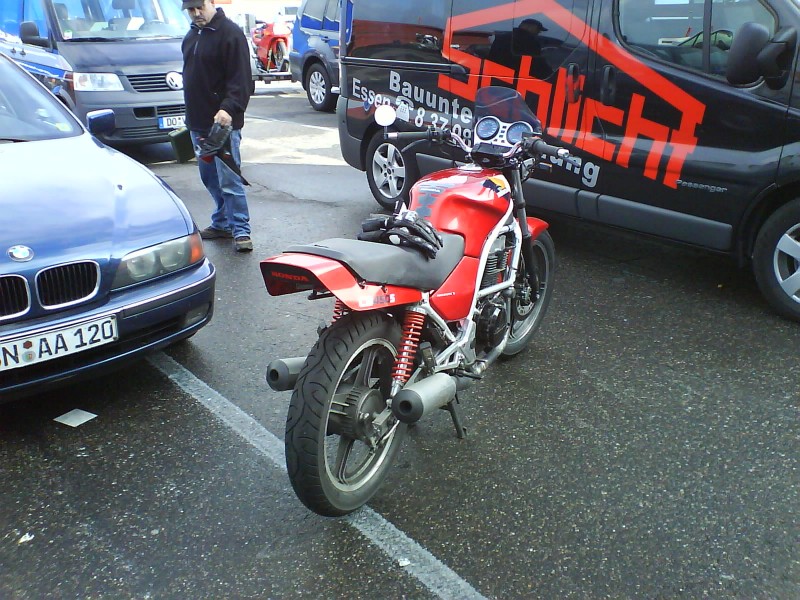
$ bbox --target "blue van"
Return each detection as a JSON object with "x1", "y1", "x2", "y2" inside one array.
[
  {"x1": 289, "y1": 0, "x2": 350, "y2": 111},
  {"x1": 0, "y1": 0, "x2": 189, "y2": 146}
]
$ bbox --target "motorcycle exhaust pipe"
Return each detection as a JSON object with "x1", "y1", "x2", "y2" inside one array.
[
  {"x1": 265, "y1": 356, "x2": 306, "y2": 392},
  {"x1": 391, "y1": 373, "x2": 457, "y2": 424}
]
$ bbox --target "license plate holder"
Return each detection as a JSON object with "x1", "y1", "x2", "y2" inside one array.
[
  {"x1": 158, "y1": 115, "x2": 185, "y2": 129},
  {"x1": 0, "y1": 315, "x2": 119, "y2": 372}
]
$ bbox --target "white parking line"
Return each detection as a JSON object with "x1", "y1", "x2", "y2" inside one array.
[
  {"x1": 148, "y1": 352, "x2": 487, "y2": 600},
  {"x1": 246, "y1": 114, "x2": 337, "y2": 132}
]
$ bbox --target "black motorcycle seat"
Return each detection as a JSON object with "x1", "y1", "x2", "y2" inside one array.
[{"x1": 285, "y1": 232, "x2": 465, "y2": 291}]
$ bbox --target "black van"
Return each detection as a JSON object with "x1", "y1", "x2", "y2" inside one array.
[{"x1": 337, "y1": 0, "x2": 800, "y2": 323}]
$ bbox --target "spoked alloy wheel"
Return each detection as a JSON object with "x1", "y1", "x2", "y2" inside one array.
[
  {"x1": 285, "y1": 312, "x2": 406, "y2": 516},
  {"x1": 753, "y1": 199, "x2": 800, "y2": 321},
  {"x1": 502, "y1": 230, "x2": 555, "y2": 356},
  {"x1": 305, "y1": 62, "x2": 336, "y2": 112},
  {"x1": 366, "y1": 131, "x2": 419, "y2": 210}
]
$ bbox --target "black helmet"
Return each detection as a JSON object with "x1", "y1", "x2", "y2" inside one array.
[
  {"x1": 198, "y1": 122, "x2": 232, "y2": 160},
  {"x1": 196, "y1": 123, "x2": 250, "y2": 185}
]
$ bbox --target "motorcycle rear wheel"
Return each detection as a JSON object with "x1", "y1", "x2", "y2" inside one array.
[
  {"x1": 502, "y1": 230, "x2": 555, "y2": 356},
  {"x1": 285, "y1": 312, "x2": 406, "y2": 516}
]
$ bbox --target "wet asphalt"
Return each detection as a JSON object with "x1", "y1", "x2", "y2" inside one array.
[{"x1": 0, "y1": 82, "x2": 797, "y2": 599}]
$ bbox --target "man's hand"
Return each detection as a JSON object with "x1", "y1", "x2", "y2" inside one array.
[{"x1": 214, "y1": 109, "x2": 232, "y2": 127}]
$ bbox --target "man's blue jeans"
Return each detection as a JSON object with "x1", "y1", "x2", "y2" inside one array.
[{"x1": 191, "y1": 129, "x2": 250, "y2": 238}]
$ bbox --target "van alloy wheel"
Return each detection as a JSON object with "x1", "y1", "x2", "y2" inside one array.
[
  {"x1": 366, "y1": 130, "x2": 419, "y2": 210},
  {"x1": 753, "y1": 198, "x2": 800, "y2": 322}
]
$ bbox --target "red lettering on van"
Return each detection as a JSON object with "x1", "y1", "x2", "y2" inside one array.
[{"x1": 437, "y1": 0, "x2": 706, "y2": 189}]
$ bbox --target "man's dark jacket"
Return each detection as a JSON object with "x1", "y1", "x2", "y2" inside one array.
[{"x1": 182, "y1": 8, "x2": 251, "y2": 132}]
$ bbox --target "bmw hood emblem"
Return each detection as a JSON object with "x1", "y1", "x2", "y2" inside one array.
[{"x1": 8, "y1": 245, "x2": 34, "y2": 262}]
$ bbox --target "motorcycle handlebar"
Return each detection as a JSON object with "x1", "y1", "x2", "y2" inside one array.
[
  {"x1": 524, "y1": 137, "x2": 570, "y2": 161},
  {"x1": 385, "y1": 128, "x2": 575, "y2": 164},
  {"x1": 385, "y1": 130, "x2": 437, "y2": 142}
]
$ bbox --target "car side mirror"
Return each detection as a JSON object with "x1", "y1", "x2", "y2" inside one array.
[
  {"x1": 727, "y1": 23, "x2": 797, "y2": 88},
  {"x1": 86, "y1": 109, "x2": 115, "y2": 136},
  {"x1": 20, "y1": 21, "x2": 50, "y2": 48}
]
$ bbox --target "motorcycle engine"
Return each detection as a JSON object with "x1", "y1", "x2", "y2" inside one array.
[
  {"x1": 481, "y1": 236, "x2": 511, "y2": 289},
  {"x1": 476, "y1": 297, "x2": 508, "y2": 350},
  {"x1": 476, "y1": 236, "x2": 512, "y2": 351}
]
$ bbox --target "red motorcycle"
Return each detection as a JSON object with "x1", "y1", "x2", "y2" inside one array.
[
  {"x1": 253, "y1": 20, "x2": 291, "y2": 72},
  {"x1": 260, "y1": 86, "x2": 571, "y2": 517}
]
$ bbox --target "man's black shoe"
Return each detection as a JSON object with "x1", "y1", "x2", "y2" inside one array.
[
  {"x1": 234, "y1": 236, "x2": 253, "y2": 252},
  {"x1": 200, "y1": 226, "x2": 233, "y2": 240}
]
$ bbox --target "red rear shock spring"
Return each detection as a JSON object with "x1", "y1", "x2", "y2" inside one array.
[
  {"x1": 332, "y1": 299, "x2": 348, "y2": 321},
  {"x1": 392, "y1": 310, "x2": 426, "y2": 384}
]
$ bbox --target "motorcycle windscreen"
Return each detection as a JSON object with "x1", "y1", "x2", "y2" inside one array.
[{"x1": 474, "y1": 86, "x2": 543, "y2": 132}]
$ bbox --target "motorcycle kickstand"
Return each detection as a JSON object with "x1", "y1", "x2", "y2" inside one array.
[{"x1": 443, "y1": 394, "x2": 467, "y2": 439}]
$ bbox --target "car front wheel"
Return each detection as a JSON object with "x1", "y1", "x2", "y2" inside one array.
[{"x1": 752, "y1": 198, "x2": 800, "y2": 321}]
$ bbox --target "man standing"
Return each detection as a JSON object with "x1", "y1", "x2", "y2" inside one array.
[{"x1": 182, "y1": 0, "x2": 253, "y2": 252}]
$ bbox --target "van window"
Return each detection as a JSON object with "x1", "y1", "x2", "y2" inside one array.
[
  {"x1": 301, "y1": 0, "x2": 327, "y2": 22},
  {"x1": 47, "y1": 0, "x2": 188, "y2": 40},
  {"x1": 619, "y1": 0, "x2": 776, "y2": 77},
  {"x1": 452, "y1": 0, "x2": 587, "y2": 81},
  {"x1": 347, "y1": 2, "x2": 449, "y2": 63}
]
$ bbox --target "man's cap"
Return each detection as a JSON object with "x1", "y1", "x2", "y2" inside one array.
[
  {"x1": 520, "y1": 18, "x2": 548, "y2": 31},
  {"x1": 182, "y1": 0, "x2": 204, "y2": 9}
]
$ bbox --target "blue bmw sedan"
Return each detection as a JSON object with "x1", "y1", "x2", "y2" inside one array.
[{"x1": 0, "y1": 54, "x2": 215, "y2": 401}]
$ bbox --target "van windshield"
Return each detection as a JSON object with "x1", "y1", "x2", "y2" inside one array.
[{"x1": 49, "y1": 0, "x2": 189, "y2": 41}]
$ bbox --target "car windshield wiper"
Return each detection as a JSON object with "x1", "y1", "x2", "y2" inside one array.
[
  {"x1": 0, "y1": 138, "x2": 28, "y2": 143},
  {"x1": 69, "y1": 36, "x2": 126, "y2": 42}
]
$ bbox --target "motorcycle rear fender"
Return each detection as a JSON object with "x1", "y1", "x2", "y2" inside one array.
[{"x1": 260, "y1": 253, "x2": 424, "y2": 310}]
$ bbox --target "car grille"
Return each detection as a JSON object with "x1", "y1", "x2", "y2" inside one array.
[
  {"x1": 127, "y1": 74, "x2": 174, "y2": 92},
  {"x1": 36, "y1": 261, "x2": 100, "y2": 308},
  {"x1": 156, "y1": 104, "x2": 185, "y2": 117},
  {"x1": 0, "y1": 275, "x2": 30, "y2": 319},
  {"x1": 117, "y1": 125, "x2": 171, "y2": 140}
]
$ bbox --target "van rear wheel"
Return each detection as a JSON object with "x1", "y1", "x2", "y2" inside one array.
[
  {"x1": 366, "y1": 130, "x2": 419, "y2": 211},
  {"x1": 752, "y1": 199, "x2": 800, "y2": 322}
]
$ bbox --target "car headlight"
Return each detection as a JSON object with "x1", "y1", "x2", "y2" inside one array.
[
  {"x1": 112, "y1": 233, "x2": 205, "y2": 289},
  {"x1": 73, "y1": 72, "x2": 124, "y2": 92}
]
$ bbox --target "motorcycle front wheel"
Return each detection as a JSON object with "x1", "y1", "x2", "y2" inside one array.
[
  {"x1": 502, "y1": 230, "x2": 555, "y2": 356},
  {"x1": 285, "y1": 312, "x2": 406, "y2": 516}
]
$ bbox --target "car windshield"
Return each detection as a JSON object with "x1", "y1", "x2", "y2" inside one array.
[
  {"x1": 49, "y1": 0, "x2": 189, "y2": 41},
  {"x1": 0, "y1": 57, "x2": 82, "y2": 142}
]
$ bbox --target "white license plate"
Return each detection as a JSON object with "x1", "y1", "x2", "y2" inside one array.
[
  {"x1": 0, "y1": 315, "x2": 118, "y2": 372},
  {"x1": 158, "y1": 115, "x2": 185, "y2": 129}
]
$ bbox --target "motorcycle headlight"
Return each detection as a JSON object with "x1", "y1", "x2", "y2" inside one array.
[
  {"x1": 73, "y1": 72, "x2": 124, "y2": 92},
  {"x1": 112, "y1": 233, "x2": 205, "y2": 289}
]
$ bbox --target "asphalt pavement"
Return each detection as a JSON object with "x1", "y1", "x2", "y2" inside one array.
[{"x1": 0, "y1": 84, "x2": 797, "y2": 599}]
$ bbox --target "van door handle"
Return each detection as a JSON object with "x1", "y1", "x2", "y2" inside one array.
[
  {"x1": 601, "y1": 65, "x2": 616, "y2": 105},
  {"x1": 566, "y1": 62, "x2": 581, "y2": 104}
]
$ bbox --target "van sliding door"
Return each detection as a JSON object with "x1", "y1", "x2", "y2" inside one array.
[{"x1": 586, "y1": 0, "x2": 790, "y2": 250}]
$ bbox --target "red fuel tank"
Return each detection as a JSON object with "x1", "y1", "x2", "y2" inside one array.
[{"x1": 408, "y1": 167, "x2": 512, "y2": 257}]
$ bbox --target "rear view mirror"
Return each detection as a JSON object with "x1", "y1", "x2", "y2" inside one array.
[
  {"x1": 727, "y1": 23, "x2": 797, "y2": 88},
  {"x1": 20, "y1": 21, "x2": 49, "y2": 48},
  {"x1": 86, "y1": 109, "x2": 115, "y2": 136},
  {"x1": 375, "y1": 104, "x2": 396, "y2": 127}
]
